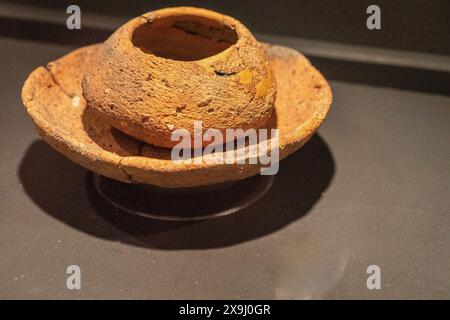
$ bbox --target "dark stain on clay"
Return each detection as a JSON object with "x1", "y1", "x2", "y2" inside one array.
[
  {"x1": 45, "y1": 63, "x2": 70, "y2": 98},
  {"x1": 198, "y1": 98, "x2": 212, "y2": 107},
  {"x1": 214, "y1": 70, "x2": 238, "y2": 77},
  {"x1": 172, "y1": 20, "x2": 236, "y2": 44},
  {"x1": 176, "y1": 105, "x2": 186, "y2": 113},
  {"x1": 139, "y1": 13, "x2": 157, "y2": 25}
]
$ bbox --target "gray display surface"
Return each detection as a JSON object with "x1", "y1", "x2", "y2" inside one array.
[{"x1": 1, "y1": 36, "x2": 449, "y2": 299}]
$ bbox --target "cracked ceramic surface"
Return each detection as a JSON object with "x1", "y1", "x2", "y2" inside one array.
[
  {"x1": 82, "y1": 7, "x2": 277, "y2": 148},
  {"x1": 21, "y1": 43, "x2": 332, "y2": 187}
]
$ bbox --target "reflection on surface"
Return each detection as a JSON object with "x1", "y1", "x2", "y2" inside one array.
[
  {"x1": 272, "y1": 239, "x2": 349, "y2": 299},
  {"x1": 92, "y1": 173, "x2": 275, "y2": 221}
]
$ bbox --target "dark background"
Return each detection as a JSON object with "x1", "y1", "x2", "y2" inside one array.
[
  {"x1": 3, "y1": 0, "x2": 450, "y2": 55},
  {"x1": 1, "y1": 0, "x2": 450, "y2": 299}
]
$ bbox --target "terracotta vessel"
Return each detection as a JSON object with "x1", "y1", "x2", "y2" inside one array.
[
  {"x1": 21, "y1": 7, "x2": 332, "y2": 188},
  {"x1": 83, "y1": 7, "x2": 276, "y2": 148}
]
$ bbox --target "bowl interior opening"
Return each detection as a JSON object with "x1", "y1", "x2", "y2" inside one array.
[{"x1": 132, "y1": 15, "x2": 238, "y2": 61}]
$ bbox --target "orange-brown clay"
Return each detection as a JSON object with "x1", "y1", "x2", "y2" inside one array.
[
  {"x1": 21, "y1": 43, "x2": 332, "y2": 188},
  {"x1": 82, "y1": 7, "x2": 277, "y2": 148}
]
